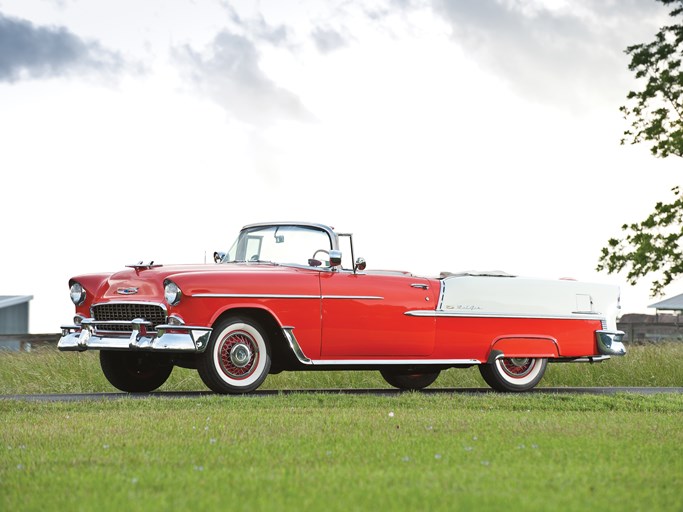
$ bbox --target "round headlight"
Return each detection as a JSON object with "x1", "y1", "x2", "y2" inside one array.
[
  {"x1": 164, "y1": 281, "x2": 182, "y2": 305},
  {"x1": 70, "y1": 282, "x2": 86, "y2": 305}
]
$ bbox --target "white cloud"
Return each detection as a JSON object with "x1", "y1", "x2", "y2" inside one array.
[
  {"x1": 0, "y1": 0, "x2": 680, "y2": 332},
  {"x1": 428, "y1": 0, "x2": 671, "y2": 108},
  {"x1": 174, "y1": 28, "x2": 314, "y2": 127},
  {"x1": 0, "y1": 11, "x2": 124, "y2": 82}
]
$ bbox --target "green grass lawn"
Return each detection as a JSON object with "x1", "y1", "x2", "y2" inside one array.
[
  {"x1": 1, "y1": 393, "x2": 682, "y2": 511},
  {"x1": 1, "y1": 342, "x2": 682, "y2": 394},
  {"x1": 1, "y1": 344, "x2": 682, "y2": 511}
]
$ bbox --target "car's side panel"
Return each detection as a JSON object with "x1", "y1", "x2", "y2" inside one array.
[
  {"x1": 319, "y1": 272, "x2": 437, "y2": 357},
  {"x1": 432, "y1": 317, "x2": 603, "y2": 360},
  {"x1": 172, "y1": 268, "x2": 324, "y2": 358}
]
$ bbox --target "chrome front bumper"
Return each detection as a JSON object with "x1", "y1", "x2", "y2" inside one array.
[
  {"x1": 596, "y1": 330, "x2": 626, "y2": 356},
  {"x1": 58, "y1": 318, "x2": 212, "y2": 353}
]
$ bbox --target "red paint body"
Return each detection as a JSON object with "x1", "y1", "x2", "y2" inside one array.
[
  {"x1": 70, "y1": 263, "x2": 603, "y2": 364},
  {"x1": 59, "y1": 223, "x2": 626, "y2": 394}
]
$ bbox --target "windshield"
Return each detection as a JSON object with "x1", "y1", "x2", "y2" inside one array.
[{"x1": 223, "y1": 225, "x2": 334, "y2": 267}]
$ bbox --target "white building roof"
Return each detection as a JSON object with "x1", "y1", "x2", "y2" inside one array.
[
  {"x1": 0, "y1": 296, "x2": 33, "y2": 309},
  {"x1": 649, "y1": 293, "x2": 683, "y2": 311}
]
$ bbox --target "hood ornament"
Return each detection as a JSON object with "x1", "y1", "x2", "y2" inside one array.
[
  {"x1": 126, "y1": 261, "x2": 162, "y2": 270},
  {"x1": 117, "y1": 287, "x2": 139, "y2": 295}
]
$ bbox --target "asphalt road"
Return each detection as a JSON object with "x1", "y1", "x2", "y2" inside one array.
[{"x1": 2, "y1": 387, "x2": 683, "y2": 402}]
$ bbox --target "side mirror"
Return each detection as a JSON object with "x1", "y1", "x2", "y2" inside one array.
[
  {"x1": 214, "y1": 252, "x2": 226, "y2": 264},
  {"x1": 329, "y1": 250, "x2": 342, "y2": 267},
  {"x1": 354, "y1": 257, "x2": 366, "y2": 272}
]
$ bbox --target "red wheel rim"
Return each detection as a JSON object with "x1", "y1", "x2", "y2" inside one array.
[
  {"x1": 500, "y1": 358, "x2": 534, "y2": 378},
  {"x1": 218, "y1": 330, "x2": 259, "y2": 380}
]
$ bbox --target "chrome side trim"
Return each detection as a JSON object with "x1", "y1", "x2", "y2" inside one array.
[
  {"x1": 192, "y1": 293, "x2": 319, "y2": 299},
  {"x1": 282, "y1": 327, "x2": 312, "y2": 365},
  {"x1": 191, "y1": 293, "x2": 383, "y2": 300},
  {"x1": 405, "y1": 310, "x2": 606, "y2": 321},
  {"x1": 305, "y1": 358, "x2": 481, "y2": 366},
  {"x1": 281, "y1": 327, "x2": 480, "y2": 366},
  {"x1": 322, "y1": 295, "x2": 384, "y2": 300},
  {"x1": 596, "y1": 330, "x2": 626, "y2": 356}
]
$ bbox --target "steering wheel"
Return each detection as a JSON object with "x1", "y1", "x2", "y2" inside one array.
[{"x1": 311, "y1": 249, "x2": 329, "y2": 260}]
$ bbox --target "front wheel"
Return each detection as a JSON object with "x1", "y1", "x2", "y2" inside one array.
[
  {"x1": 478, "y1": 357, "x2": 547, "y2": 392},
  {"x1": 380, "y1": 369, "x2": 440, "y2": 390},
  {"x1": 100, "y1": 351, "x2": 173, "y2": 392},
  {"x1": 197, "y1": 316, "x2": 271, "y2": 394}
]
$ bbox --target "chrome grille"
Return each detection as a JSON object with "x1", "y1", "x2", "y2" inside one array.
[{"x1": 92, "y1": 303, "x2": 166, "y2": 332}]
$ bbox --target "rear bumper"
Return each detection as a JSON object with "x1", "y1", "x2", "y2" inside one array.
[
  {"x1": 596, "y1": 330, "x2": 626, "y2": 356},
  {"x1": 58, "y1": 318, "x2": 212, "y2": 353}
]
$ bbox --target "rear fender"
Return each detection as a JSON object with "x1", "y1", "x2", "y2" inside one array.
[{"x1": 488, "y1": 336, "x2": 559, "y2": 360}]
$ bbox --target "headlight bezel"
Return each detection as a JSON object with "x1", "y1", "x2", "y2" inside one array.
[
  {"x1": 164, "y1": 280, "x2": 182, "y2": 306},
  {"x1": 69, "y1": 282, "x2": 86, "y2": 306}
]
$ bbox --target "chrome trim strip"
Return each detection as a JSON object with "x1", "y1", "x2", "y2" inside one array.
[
  {"x1": 191, "y1": 294, "x2": 384, "y2": 300},
  {"x1": 437, "y1": 281, "x2": 446, "y2": 310},
  {"x1": 405, "y1": 310, "x2": 606, "y2": 321},
  {"x1": 322, "y1": 295, "x2": 384, "y2": 300},
  {"x1": 91, "y1": 301, "x2": 168, "y2": 308},
  {"x1": 282, "y1": 327, "x2": 312, "y2": 365},
  {"x1": 192, "y1": 293, "x2": 320, "y2": 299},
  {"x1": 305, "y1": 358, "x2": 481, "y2": 366},
  {"x1": 281, "y1": 327, "x2": 480, "y2": 366}
]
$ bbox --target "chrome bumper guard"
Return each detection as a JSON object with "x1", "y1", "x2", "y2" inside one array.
[
  {"x1": 58, "y1": 318, "x2": 212, "y2": 353},
  {"x1": 596, "y1": 330, "x2": 626, "y2": 356}
]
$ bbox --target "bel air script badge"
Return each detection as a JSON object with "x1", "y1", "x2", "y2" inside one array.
[{"x1": 117, "y1": 287, "x2": 139, "y2": 295}]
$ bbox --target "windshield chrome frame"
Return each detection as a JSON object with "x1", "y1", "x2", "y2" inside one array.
[{"x1": 221, "y1": 222, "x2": 340, "y2": 266}]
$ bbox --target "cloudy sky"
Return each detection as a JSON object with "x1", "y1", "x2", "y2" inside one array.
[{"x1": 0, "y1": 0, "x2": 680, "y2": 333}]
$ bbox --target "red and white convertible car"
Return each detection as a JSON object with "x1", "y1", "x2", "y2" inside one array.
[{"x1": 59, "y1": 222, "x2": 625, "y2": 393}]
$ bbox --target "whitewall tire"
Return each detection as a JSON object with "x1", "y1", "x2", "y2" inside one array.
[
  {"x1": 479, "y1": 357, "x2": 547, "y2": 392},
  {"x1": 197, "y1": 316, "x2": 271, "y2": 394}
]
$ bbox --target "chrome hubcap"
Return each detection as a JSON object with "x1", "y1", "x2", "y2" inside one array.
[
  {"x1": 230, "y1": 343, "x2": 252, "y2": 368},
  {"x1": 500, "y1": 358, "x2": 534, "y2": 377}
]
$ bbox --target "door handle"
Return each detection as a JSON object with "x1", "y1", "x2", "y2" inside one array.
[{"x1": 411, "y1": 283, "x2": 429, "y2": 290}]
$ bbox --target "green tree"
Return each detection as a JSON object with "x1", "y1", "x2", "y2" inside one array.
[{"x1": 597, "y1": 0, "x2": 683, "y2": 296}]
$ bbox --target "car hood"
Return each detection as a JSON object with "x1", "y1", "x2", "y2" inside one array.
[{"x1": 81, "y1": 263, "x2": 315, "y2": 301}]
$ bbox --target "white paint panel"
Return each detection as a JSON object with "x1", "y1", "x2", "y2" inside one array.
[{"x1": 439, "y1": 276, "x2": 620, "y2": 330}]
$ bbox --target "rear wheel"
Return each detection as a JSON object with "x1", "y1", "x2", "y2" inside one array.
[
  {"x1": 479, "y1": 357, "x2": 547, "y2": 392},
  {"x1": 197, "y1": 316, "x2": 271, "y2": 394},
  {"x1": 380, "y1": 369, "x2": 440, "y2": 390},
  {"x1": 100, "y1": 351, "x2": 173, "y2": 392}
]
